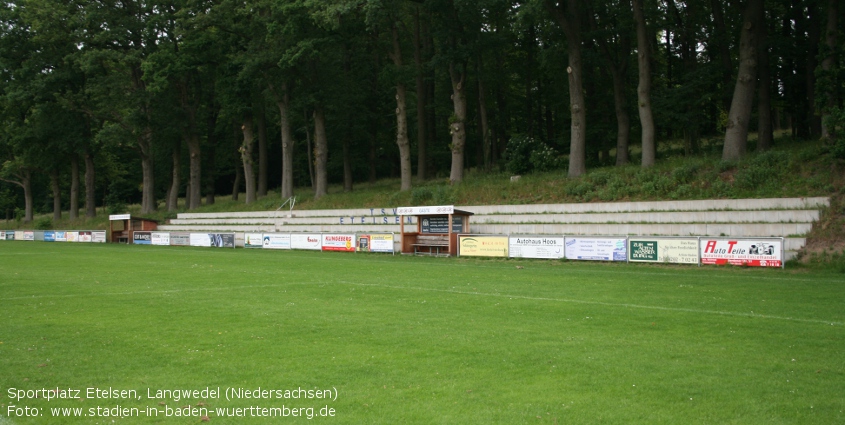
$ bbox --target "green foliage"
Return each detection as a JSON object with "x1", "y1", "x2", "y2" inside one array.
[
  {"x1": 734, "y1": 150, "x2": 789, "y2": 190},
  {"x1": 33, "y1": 216, "x2": 52, "y2": 230},
  {"x1": 825, "y1": 107, "x2": 845, "y2": 160},
  {"x1": 410, "y1": 186, "x2": 433, "y2": 205},
  {"x1": 504, "y1": 135, "x2": 560, "y2": 175}
]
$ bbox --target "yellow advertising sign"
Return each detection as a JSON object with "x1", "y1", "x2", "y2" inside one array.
[{"x1": 459, "y1": 236, "x2": 509, "y2": 257}]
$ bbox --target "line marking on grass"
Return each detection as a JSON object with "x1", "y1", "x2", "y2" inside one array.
[
  {"x1": 333, "y1": 280, "x2": 843, "y2": 327},
  {"x1": 1, "y1": 280, "x2": 840, "y2": 327}
]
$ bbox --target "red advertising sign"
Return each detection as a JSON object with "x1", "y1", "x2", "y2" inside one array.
[{"x1": 700, "y1": 238, "x2": 783, "y2": 267}]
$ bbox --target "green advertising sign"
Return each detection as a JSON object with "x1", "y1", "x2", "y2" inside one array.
[{"x1": 629, "y1": 241, "x2": 658, "y2": 261}]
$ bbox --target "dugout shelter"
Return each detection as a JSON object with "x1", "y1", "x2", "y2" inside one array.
[{"x1": 397, "y1": 205, "x2": 473, "y2": 256}]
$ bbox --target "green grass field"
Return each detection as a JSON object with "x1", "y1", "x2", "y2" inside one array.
[{"x1": 1, "y1": 242, "x2": 843, "y2": 424}]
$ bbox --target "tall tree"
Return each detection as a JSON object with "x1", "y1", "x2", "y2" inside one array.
[
  {"x1": 723, "y1": 0, "x2": 764, "y2": 161},
  {"x1": 632, "y1": 0, "x2": 655, "y2": 167},
  {"x1": 544, "y1": 0, "x2": 587, "y2": 177}
]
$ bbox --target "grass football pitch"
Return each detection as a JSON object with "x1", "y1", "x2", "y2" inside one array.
[{"x1": 1, "y1": 242, "x2": 843, "y2": 424}]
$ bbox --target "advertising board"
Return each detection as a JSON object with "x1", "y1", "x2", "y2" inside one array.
[
  {"x1": 244, "y1": 233, "x2": 264, "y2": 248},
  {"x1": 66, "y1": 231, "x2": 79, "y2": 242},
  {"x1": 44, "y1": 231, "x2": 56, "y2": 242},
  {"x1": 509, "y1": 235, "x2": 564, "y2": 259},
  {"x1": 169, "y1": 233, "x2": 190, "y2": 246},
  {"x1": 699, "y1": 238, "x2": 783, "y2": 267},
  {"x1": 564, "y1": 237, "x2": 627, "y2": 261},
  {"x1": 23, "y1": 231, "x2": 35, "y2": 241},
  {"x1": 92, "y1": 231, "x2": 106, "y2": 243},
  {"x1": 151, "y1": 232, "x2": 170, "y2": 246},
  {"x1": 628, "y1": 237, "x2": 700, "y2": 265},
  {"x1": 458, "y1": 235, "x2": 509, "y2": 257},
  {"x1": 290, "y1": 233, "x2": 322, "y2": 250},
  {"x1": 78, "y1": 231, "x2": 92, "y2": 242},
  {"x1": 133, "y1": 231, "x2": 152, "y2": 245},
  {"x1": 322, "y1": 234, "x2": 356, "y2": 252},
  {"x1": 262, "y1": 233, "x2": 291, "y2": 249},
  {"x1": 55, "y1": 231, "x2": 67, "y2": 242}
]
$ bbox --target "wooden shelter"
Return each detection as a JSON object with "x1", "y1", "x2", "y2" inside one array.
[
  {"x1": 397, "y1": 205, "x2": 473, "y2": 256},
  {"x1": 108, "y1": 214, "x2": 158, "y2": 244}
]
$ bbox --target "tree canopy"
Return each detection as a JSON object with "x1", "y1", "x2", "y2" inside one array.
[{"x1": 1, "y1": 0, "x2": 843, "y2": 221}]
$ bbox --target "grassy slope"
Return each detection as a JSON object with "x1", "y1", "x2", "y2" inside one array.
[
  {"x1": 6, "y1": 136, "x2": 844, "y2": 263},
  {"x1": 0, "y1": 243, "x2": 843, "y2": 424}
]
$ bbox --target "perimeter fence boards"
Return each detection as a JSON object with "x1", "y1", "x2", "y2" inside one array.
[
  {"x1": 23, "y1": 231, "x2": 34, "y2": 241},
  {"x1": 67, "y1": 231, "x2": 79, "y2": 242},
  {"x1": 509, "y1": 235, "x2": 565, "y2": 259},
  {"x1": 628, "y1": 237, "x2": 700, "y2": 265},
  {"x1": 151, "y1": 232, "x2": 170, "y2": 246},
  {"x1": 458, "y1": 235, "x2": 509, "y2": 257},
  {"x1": 133, "y1": 231, "x2": 152, "y2": 245},
  {"x1": 700, "y1": 237, "x2": 784, "y2": 268},
  {"x1": 6, "y1": 231, "x2": 14, "y2": 240},
  {"x1": 322, "y1": 234, "x2": 356, "y2": 252},
  {"x1": 357, "y1": 234, "x2": 395, "y2": 253},
  {"x1": 290, "y1": 233, "x2": 322, "y2": 250},
  {"x1": 189, "y1": 233, "x2": 236, "y2": 248},
  {"x1": 15, "y1": 231, "x2": 25, "y2": 241},
  {"x1": 55, "y1": 231, "x2": 67, "y2": 242},
  {"x1": 170, "y1": 233, "x2": 190, "y2": 246},
  {"x1": 92, "y1": 231, "x2": 106, "y2": 243},
  {"x1": 564, "y1": 236, "x2": 627, "y2": 261},
  {"x1": 44, "y1": 231, "x2": 55, "y2": 242},
  {"x1": 262, "y1": 233, "x2": 291, "y2": 249},
  {"x1": 244, "y1": 233, "x2": 264, "y2": 248}
]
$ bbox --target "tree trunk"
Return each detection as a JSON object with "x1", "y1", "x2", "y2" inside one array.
[
  {"x1": 257, "y1": 105, "x2": 268, "y2": 197},
  {"x1": 186, "y1": 133, "x2": 201, "y2": 210},
  {"x1": 23, "y1": 170, "x2": 33, "y2": 223},
  {"x1": 69, "y1": 155, "x2": 79, "y2": 220},
  {"x1": 276, "y1": 84, "x2": 294, "y2": 199},
  {"x1": 756, "y1": 4, "x2": 773, "y2": 152},
  {"x1": 51, "y1": 169, "x2": 61, "y2": 222},
  {"x1": 137, "y1": 129, "x2": 156, "y2": 214},
  {"x1": 304, "y1": 111, "x2": 315, "y2": 190},
  {"x1": 84, "y1": 152, "x2": 96, "y2": 218},
  {"x1": 545, "y1": 0, "x2": 587, "y2": 177},
  {"x1": 448, "y1": 62, "x2": 467, "y2": 183},
  {"x1": 342, "y1": 136, "x2": 353, "y2": 192},
  {"x1": 313, "y1": 108, "x2": 328, "y2": 199},
  {"x1": 240, "y1": 115, "x2": 256, "y2": 204},
  {"x1": 232, "y1": 124, "x2": 241, "y2": 201},
  {"x1": 205, "y1": 136, "x2": 216, "y2": 205},
  {"x1": 633, "y1": 0, "x2": 656, "y2": 167},
  {"x1": 392, "y1": 22, "x2": 413, "y2": 191},
  {"x1": 806, "y1": 4, "x2": 822, "y2": 138},
  {"x1": 414, "y1": 7, "x2": 428, "y2": 181},
  {"x1": 723, "y1": 0, "x2": 763, "y2": 161},
  {"x1": 167, "y1": 142, "x2": 181, "y2": 211},
  {"x1": 612, "y1": 65, "x2": 631, "y2": 166},
  {"x1": 820, "y1": 0, "x2": 838, "y2": 140},
  {"x1": 478, "y1": 72, "x2": 491, "y2": 171},
  {"x1": 710, "y1": 0, "x2": 735, "y2": 113}
]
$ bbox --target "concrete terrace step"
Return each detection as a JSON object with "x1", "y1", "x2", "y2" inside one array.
[
  {"x1": 157, "y1": 222, "x2": 812, "y2": 238},
  {"x1": 174, "y1": 197, "x2": 829, "y2": 220},
  {"x1": 167, "y1": 209, "x2": 820, "y2": 226}
]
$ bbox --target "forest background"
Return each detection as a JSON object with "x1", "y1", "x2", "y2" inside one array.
[{"x1": 1, "y1": 0, "x2": 843, "y2": 225}]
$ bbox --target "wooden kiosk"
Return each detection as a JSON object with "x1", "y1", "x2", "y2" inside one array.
[
  {"x1": 397, "y1": 205, "x2": 473, "y2": 256},
  {"x1": 108, "y1": 214, "x2": 158, "y2": 244}
]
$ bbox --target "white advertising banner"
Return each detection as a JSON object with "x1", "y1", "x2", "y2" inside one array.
[
  {"x1": 15, "y1": 231, "x2": 26, "y2": 241},
  {"x1": 628, "y1": 237, "x2": 700, "y2": 265},
  {"x1": 151, "y1": 232, "x2": 171, "y2": 246},
  {"x1": 92, "y1": 231, "x2": 106, "y2": 243},
  {"x1": 189, "y1": 233, "x2": 212, "y2": 247},
  {"x1": 55, "y1": 231, "x2": 67, "y2": 242},
  {"x1": 368, "y1": 234, "x2": 395, "y2": 253},
  {"x1": 290, "y1": 233, "x2": 322, "y2": 250},
  {"x1": 700, "y1": 238, "x2": 783, "y2": 268},
  {"x1": 564, "y1": 236, "x2": 627, "y2": 261},
  {"x1": 0, "y1": 231, "x2": 5, "y2": 240},
  {"x1": 262, "y1": 233, "x2": 291, "y2": 250},
  {"x1": 396, "y1": 205, "x2": 455, "y2": 215},
  {"x1": 509, "y1": 235, "x2": 565, "y2": 259},
  {"x1": 244, "y1": 233, "x2": 264, "y2": 248},
  {"x1": 66, "y1": 231, "x2": 79, "y2": 242},
  {"x1": 23, "y1": 231, "x2": 35, "y2": 241}
]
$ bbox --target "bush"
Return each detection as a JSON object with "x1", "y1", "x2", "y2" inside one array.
[
  {"x1": 34, "y1": 216, "x2": 52, "y2": 230},
  {"x1": 410, "y1": 187, "x2": 433, "y2": 205},
  {"x1": 504, "y1": 135, "x2": 560, "y2": 174}
]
